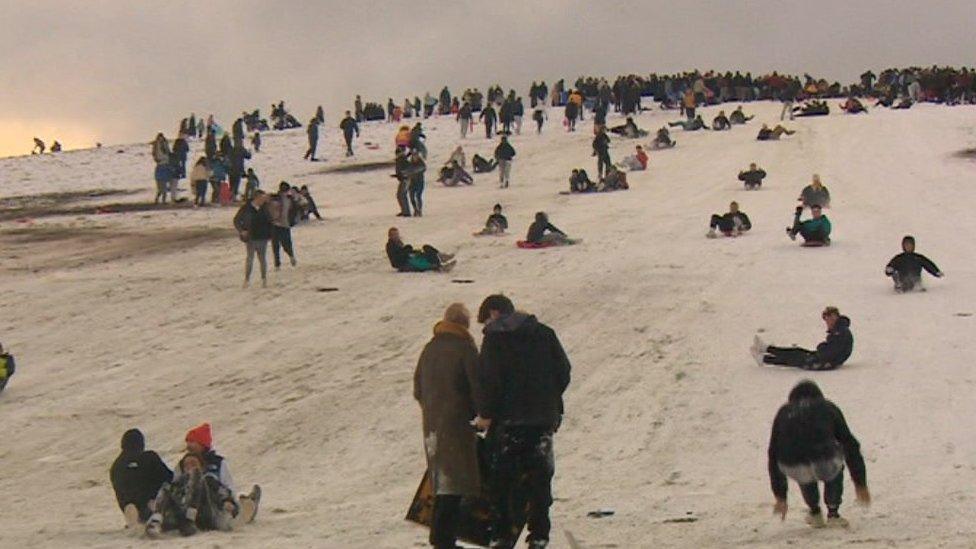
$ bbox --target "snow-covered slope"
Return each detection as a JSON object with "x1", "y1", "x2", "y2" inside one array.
[{"x1": 1, "y1": 102, "x2": 975, "y2": 548}]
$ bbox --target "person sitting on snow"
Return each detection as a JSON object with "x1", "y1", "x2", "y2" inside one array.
[
  {"x1": 707, "y1": 201, "x2": 752, "y2": 238},
  {"x1": 787, "y1": 204, "x2": 831, "y2": 245},
  {"x1": 839, "y1": 96, "x2": 867, "y2": 114},
  {"x1": 385, "y1": 227, "x2": 455, "y2": 272},
  {"x1": 569, "y1": 169, "x2": 597, "y2": 193},
  {"x1": 617, "y1": 145, "x2": 648, "y2": 171},
  {"x1": 438, "y1": 159, "x2": 473, "y2": 186},
  {"x1": 885, "y1": 235, "x2": 943, "y2": 292},
  {"x1": 711, "y1": 110, "x2": 731, "y2": 130},
  {"x1": 111, "y1": 429, "x2": 174, "y2": 529},
  {"x1": 799, "y1": 174, "x2": 830, "y2": 208},
  {"x1": 476, "y1": 203, "x2": 509, "y2": 235},
  {"x1": 526, "y1": 212, "x2": 570, "y2": 245},
  {"x1": 601, "y1": 165, "x2": 629, "y2": 191},
  {"x1": 729, "y1": 106, "x2": 754, "y2": 124},
  {"x1": 738, "y1": 163, "x2": 767, "y2": 190},
  {"x1": 651, "y1": 127, "x2": 676, "y2": 148},
  {"x1": 669, "y1": 115, "x2": 708, "y2": 131},
  {"x1": 145, "y1": 424, "x2": 260, "y2": 538},
  {"x1": 757, "y1": 123, "x2": 796, "y2": 141},
  {"x1": 752, "y1": 306, "x2": 853, "y2": 371},
  {"x1": 472, "y1": 153, "x2": 497, "y2": 173},
  {"x1": 609, "y1": 116, "x2": 647, "y2": 138}
]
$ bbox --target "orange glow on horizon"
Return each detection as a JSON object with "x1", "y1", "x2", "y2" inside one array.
[{"x1": 0, "y1": 119, "x2": 100, "y2": 158}]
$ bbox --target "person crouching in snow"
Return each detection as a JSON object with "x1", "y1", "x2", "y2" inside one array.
[
  {"x1": 385, "y1": 227, "x2": 455, "y2": 272},
  {"x1": 885, "y1": 235, "x2": 943, "y2": 292},
  {"x1": 768, "y1": 380, "x2": 870, "y2": 528},
  {"x1": 707, "y1": 201, "x2": 751, "y2": 238},
  {"x1": 145, "y1": 423, "x2": 260, "y2": 538},
  {"x1": 752, "y1": 306, "x2": 853, "y2": 371}
]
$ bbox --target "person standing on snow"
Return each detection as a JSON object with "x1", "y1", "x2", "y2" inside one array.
[
  {"x1": 768, "y1": 380, "x2": 871, "y2": 528},
  {"x1": 340, "y1": 111, "x2": 360, "y2": 157},
  {"x1": 457, "y1": 101, "x2": 473, "y2": 139},
  {"x1": 269, "y1": 182, "x2": 299, "y2": 269},
  {"x1": 885, "y1": 235, "x2": 943, "y2": 292},
  {"x1": 477, "y1": 294, "x2": 571, "y2": 549},
  {"x1": 480, "y1": 103, "x2": 498, "y2": 139},
  {"x1": 494, "y1": 136, "x2": 515, "y2": 189},
  {"x1": 304, "y1": 118, "x2": 320, "y2": 161},
  {"x1": 233, "y1": 190, "x2": 273, "y2": 288},
  {"x1": 592, "y1": 127, "x2": 612, "y2": 180},
  {"x1": 414, "y1": 303, "x2": 486, "y2": 548}
]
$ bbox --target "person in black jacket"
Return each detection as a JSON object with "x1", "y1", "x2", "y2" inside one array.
[
  {"x1": 711, "y1": 110, "x2": 731, "y2": 130},
  {"x1": 476, "y1": 203, "x2": 508, "y2": 235},
  {"x1": 480, "y1": 104, "x2": 497, "y2": 139},
  {"x1": 592, "y1": 128, "x2": 612, "y2": 180},
  {"x1": 494, "y1": 137, "x2": 516, "y2": 188},
  {"x1": 233, "y1": 191, "x2": 273, "y2": 288},
  {"x1": 339, "y1": 111, "x2": 360, "y2": 157},
  {"x1": 526, "y1": 211, "x2": 569, "y2": 245},
  {"x1": 738, "y1": 163, "x2": 766, "y2": 190},
  {"x1": 227, "y1": 143, "x2": 251, "y2": 201},
  {"x1": 476, "y1": 294, "x2": 571, "y2": 549},
  {"x1": 707, "y1": 201, "x2": 751, "y2": 238},
  {"x1": 304, "y1": 118, "x2": 320, "y2": 161},
  {"x1": 110, "y1": 429, "x2": 173, "y2": 526},
  {"x1": 768, "y1": 380, "x2": 871, "y2": 528},
  {"x1": 172, "y1": 135, "x2": 190, "y2": 179},
  {"x1": 885, "y1": 235, "x2": 943, "y2": 292},
  {"x1": 753, "y1": 306, "x2": 853, "y2": 370}
]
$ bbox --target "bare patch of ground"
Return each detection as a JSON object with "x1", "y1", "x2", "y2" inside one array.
[
  {"x1": 0, "y1": 225, "x2": 234, "y2": 272},
  {"x1": 0, "y1": 188, "x2": 185, "y2": 222},
  {"x1": 315, "y1": 160, "x2": 395, "y2": 175}
]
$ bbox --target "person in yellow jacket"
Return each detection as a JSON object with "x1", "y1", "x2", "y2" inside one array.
[
  {"x1": 569, "y1": 90, "x2": 584, "y2": 121},
  {"x1": 682, "y1": 89, "x2": 697, "y2": 121}
]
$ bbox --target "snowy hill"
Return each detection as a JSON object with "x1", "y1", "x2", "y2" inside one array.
[{"x1": 1, "y1": 102, "x2": 975, "y2": 548}]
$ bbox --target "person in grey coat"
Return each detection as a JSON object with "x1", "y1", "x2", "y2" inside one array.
[{"x1": 414, "y1": 303, "x2": 486, "y2": 548}]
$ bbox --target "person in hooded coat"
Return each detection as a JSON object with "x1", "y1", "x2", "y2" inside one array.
[
  {"x1": 768, "y1": 380, "x2": 871, "y2": 528},
  {"x1": 885, "y1": 235, "x2": 943, "y2": 292},
  {"x1": 110, "y1": 429, "x2": 173, "y2": 525},
  {"x1": 414, "y1": 303, "x2": 486, "y2": 548},
  {"x1": 753, "y1": 306, "x2": 853, "y2": 370},
  {"x1": 477, "y1": 295, "x2": 571, "y2": 549}
]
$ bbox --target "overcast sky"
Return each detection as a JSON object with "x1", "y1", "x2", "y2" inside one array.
[{"x1": 2, "y1": 0, "x2": 975, "y2": 157}]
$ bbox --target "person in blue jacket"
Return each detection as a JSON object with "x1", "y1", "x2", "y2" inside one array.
[{"x1": 787, "y1": 204, "x2": 831, "y2": 244}]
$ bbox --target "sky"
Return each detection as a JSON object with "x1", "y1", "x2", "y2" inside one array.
[{"x1": 2, "y1": 0, "x2": 975, "y2": 157}]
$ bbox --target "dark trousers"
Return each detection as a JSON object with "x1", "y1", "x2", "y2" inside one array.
[
  {"x1": 536, "y1": 119, "x2": 544, "y2": 134},
  {"x1": 430, "y1": 495, "x2": 462, "y2": 548},
  {"x1": 485, "y1": 123, "x2": 494, "y2": 139},
  {"x1": 229, "y1": 171, "x2": 242, "y2": 199},
  {"x1": 686, "y1": 106, "x2": 696, "y2": 120},
  {"x1": 490, "y1": 426, "x2": 555, "y2": 545},
  {"x1": 304, "y1": 139, "x2": 318, "y2": 160},
  {"x1": 596, "y1": 151, "x2": 611, "y2": 179},
  {"x1": 272, "y1": 226, "x2": 294, "y2": 266},
  {"x1": 800, "y1": 469, "x2": 844, "y2": 513},
  {"x1": 891, "y1": 272, "x2": 921, "y2": 291},
  {"x1": 344, "y1": 134, "x2": 354, "y2": 156},
  {"x1": 763, "y1": 346, "x2": 816, "y2": 368},
  {"x1": 710, "y1": 215, "x2": 734, "y2": 232},
  {"x1": 396, "y1": 178, "x2": 412, "y2": 216},
  {"x1": 409, "y1": 179, "x2": 424, "y2": 215},
  {"x1": 209, "y1": 180, "x2": 221, "y2": 203},
  {"x1": 193, "y1": 181, "x2": 208, "y2": 205}
]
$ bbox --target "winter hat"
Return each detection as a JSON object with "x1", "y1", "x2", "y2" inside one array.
[
  {"x1": 185, "y1": 423, "x2": 213, "y2": 450},
  {"x1": 121, "y1": 428, "x2": 145, "y2": 454}
]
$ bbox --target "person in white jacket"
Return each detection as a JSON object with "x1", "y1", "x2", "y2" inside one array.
[{"x1": 189, "y1": 157, "x2": 211, "y2": 206}]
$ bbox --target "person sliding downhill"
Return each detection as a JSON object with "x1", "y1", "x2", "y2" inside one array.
[
  {"x1": 767, "y1": 380, "x2": 871, "y2": 529},
  {"x1": 669, "y1": 115, "x2": 708, "y2": 131},
  {"x1": 707, "y1": 201, "x2": 751, "y2": 238},
  {"x1": 476, "y1": 204, "x2": 509, "y2": 235},
  {"x1": 738, "y1": 163, "x2": 766, "y2": 189},
  {"x1": 787, "y1": 204, "x2": 831, "y2": 245},
  {"x1": 652, "y1": 127, "x2": 676, "y2": 148},
  {"x1": 729, "y1": 106, "x2": 754, "y2": 124},
  {"x1": 526, "y1": 212, "x2": 571, "y2": 246},
  {"x1": 885, "y1": 235, "x2": 943, "y2": 292},
  {"x1": 752, "y1": 306, "x2": 853, "y2": 371},
  {"x1": 712, "y1": 110, "x2": 731, "y2": 130},
  {"x1": 757, "y1": 124, "x2": 795, "y2": 141},
  {"x1": 385, "y1": 227, "x2": 455, "y2": 272}
]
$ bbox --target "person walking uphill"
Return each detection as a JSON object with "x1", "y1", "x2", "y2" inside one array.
[
  {"x1": 593, "y1": 128, "x2": 612, "y2": 180},
  {"x1": 494, "y1": 136, "x2": 516, "y2": 189},
  {"x1": 477, "y1": 295, "x2": 572, "y2": 549},
  {"x1": 269, "y1": 182, "x2": 299, "y2": 269},
  {"x1": 768, "y1": 380, "x2": 871, "y2": 528},
  {"x1": 340, "y1": 111, "x2": 360, "y2": 157},
  {"x1": 414, "y1": 303, "x2": 486, "y2": 548},
  {"x1": 233, "y1": 190, "x2": 273, "y2": 288},
  {"x1": 304, "y1": 118, "x2": 320, "y2": 161}
]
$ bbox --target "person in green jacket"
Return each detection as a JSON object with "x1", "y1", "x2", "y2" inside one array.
[{"x1": 788, "y1": 204, "x2": 831, "y2": 244}]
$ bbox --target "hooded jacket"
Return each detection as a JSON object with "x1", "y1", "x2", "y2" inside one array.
[
  {"x1": 109, "y1": 431, "x2": 173, "y2": 519},
  {"x1": 478, "y1": 313, "x2": 571, "y2": 430},
  {"x1": 815, "y1": 316, "x2": 853, "y2": 367},
  {"x1": 767, "y1": 382, "x2": 866, "y2": 499},
  {"x1": 885, "y1": 252, "x2": 941, "y2": 279}
]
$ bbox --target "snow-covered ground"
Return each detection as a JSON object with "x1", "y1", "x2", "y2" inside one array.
[{"x1": 1, "y1": 102, "x2": 975, "y2": 548}]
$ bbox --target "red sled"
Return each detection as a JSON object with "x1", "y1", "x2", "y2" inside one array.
[{"x1": 517, "y1": 240, "x2": 556, "y2": 249}]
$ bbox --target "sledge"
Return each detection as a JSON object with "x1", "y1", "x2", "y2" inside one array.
[
  {"x1": 315, "y1": 287, "x2": 339, "y2": 293},
  {"x1": 451, "y1": 279, "x2": 475, "y2": 284},
  {"x1": 406, "y1": 439, "x2": 526, "y2": 547},
  {"x1": 516, "y1": 239, "x2": 581, "y2": 249},
  {"x1": 800, "y1": 239, "x2": 830, "y2": 247},
  {"x1": 472, "y1": 230, "x2": 506, "y2": 237}
]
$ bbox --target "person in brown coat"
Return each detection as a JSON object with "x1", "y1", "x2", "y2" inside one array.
[{"x1": 414, "y1": 303, "x2": 486, "y2": 548}]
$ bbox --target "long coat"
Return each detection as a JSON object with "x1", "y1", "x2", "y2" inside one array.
[{"x1": 414, "y1": 321, "x2": 483, "y2": 496}]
